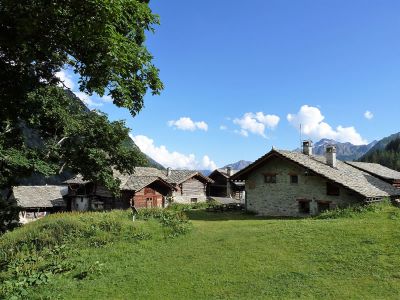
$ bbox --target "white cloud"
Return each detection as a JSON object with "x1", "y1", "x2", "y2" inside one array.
[
  {"x1": 168, "y1": 117, "x2": 208, "y2": 131},
  {"x1": 233, "y1": 112, "x2": 280, "y2": 138},
  {"x1": 101, "y1": 94, "x2": 113, "y2": 103},
  {"x1": 364, "y1": 110, "x2": 374, "y2": 120},
  {"x1": 287, "y1": 105, "x2": 367, "y2": 145},
  {"x1": 219, "y1": 125, "x2": 227, "y2": 130},
  {"x1": 131, "y1": 134, "x2": 217, "y2": 170},
  {"x1": 55, "y1": 70, "x2": 74, "y2": 90},
  {"x1": 56, "y1": 69, "x2": 112, "y2": 107}
]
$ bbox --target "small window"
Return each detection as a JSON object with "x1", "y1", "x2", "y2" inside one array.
[
  {"x1": 190, "y1": 198, "x2": 198, "y2": 203},
  {"x1": 264, "y1": 174, "x2": 277, "y2": 184},
  {"x1": 317, "y1": 202, "x2": 330, "y2": 213},
  {"x1": 290, "y1": 175, "x2": 298, "y2": 184},
  {"x1": 298, "y1": 200, "x2": 310, "y2": 214},
  {"x1": 327, "y1": 182, "x2": 340, "y2": 196}
]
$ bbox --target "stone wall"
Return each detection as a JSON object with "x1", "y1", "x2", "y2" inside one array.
[{"x1": 245, "y1": 156, "x2": 363, "y2": 217}]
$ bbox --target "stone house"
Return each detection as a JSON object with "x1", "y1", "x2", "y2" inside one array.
[
  {"x1": 11, "y1": 185, "x2": 68, "y2": 223},
  {"x1": 208, "y1": 167, "x2": 245, "y2": 200},
  {"x1": 231, "y1": 141, "x2": 400, "y2": 217}
]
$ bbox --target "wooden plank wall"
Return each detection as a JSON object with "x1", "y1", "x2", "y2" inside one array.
[{"x1": 182, "y1": 178, "x2": 206, "y2": 196}]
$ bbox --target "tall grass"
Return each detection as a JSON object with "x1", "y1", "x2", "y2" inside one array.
[{"x1": 0, "y1": 209, "x2": 191, "y2": 299}]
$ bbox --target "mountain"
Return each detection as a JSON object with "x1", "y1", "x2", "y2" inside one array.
[
  {"x1": 122, "y1": 137, "x2": 164, "y2": 169},
  {"x1": 223, "y1": 160, "x2": 252, "y2": 171},
  {"x1": 310, "y1": 139, "x2": 377, "y2": 161},
  {"x1": 361, "y1": 132, "x2": 400, "y2": 155},
  {"x1": 359, "y1": 132, "x2": 400, "y2": 171},
  {"x1": 198, "y1": 170, "x2": 212, "y2": 176}
]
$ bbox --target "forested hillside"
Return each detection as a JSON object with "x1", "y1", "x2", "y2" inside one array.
[{"x1": 359, "y1": 136, "x2": 400, "y2": 171}]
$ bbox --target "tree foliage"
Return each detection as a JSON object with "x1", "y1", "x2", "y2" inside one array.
[{"x1": 0, "y1": 0, "x2": 162, "y2": 195}]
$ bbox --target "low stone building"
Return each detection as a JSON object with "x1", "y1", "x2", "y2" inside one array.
[
  {"x1": 11, "y1": 185, "x2": 68, "y2": 223},
  {"x1": 232, "y1": 141, "x2": 400, "y2": 217}
]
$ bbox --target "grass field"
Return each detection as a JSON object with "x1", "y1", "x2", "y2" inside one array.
[{"x1": 1, "y1": 203, "x2": 400, "y2": 299}]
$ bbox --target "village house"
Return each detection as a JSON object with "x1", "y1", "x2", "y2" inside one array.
[
  {"x1": 231, "y1": 141, "x2": 400, "y2": 217},
  {"x1": 64, "y1": 167, "x2": 213, "y2": 210},
  {"x1": 208, "y1": 167, "x2": 245, "y2": 200},
  {"x1": 165, "y1": 168, "x2": 213, "y2": 203},
  {"x1": 11, "y1": 185, "x2": 68, "y2": 223}
]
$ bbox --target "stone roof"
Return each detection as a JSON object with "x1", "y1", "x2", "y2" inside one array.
[
  {"x1": 64, "y1": 167, "x2": 213, "y2": 190},
  {"x1": 121, "y1": 175, "x2": 176, "y2": 192},
  {"x1": 345, "y1": 161, "x2": 400, "y2": 180},
  {"x1": 232, "y1": 149, "x2": 400, "y2": 199},
  {"x1": 211, "y1": 168, "x2": 239, "y2": 178},
  {"x1": 166, "y1": 170, "x2": 213, "y2": 184},
  {"x1": 63, "y1": 174, "x2": 91, "y2": 184},
  {"x1": 13, "y1": 185, "x2": 68, "y2": 208}
]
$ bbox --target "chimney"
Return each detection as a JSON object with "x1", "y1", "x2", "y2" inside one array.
[
  {"x1": 167, "y1": 167, "x2": 171, "y2": 176},
  {"x1": 326, "y1": 145, "x2": 337, "y2": 168},
  {"x1": 227, "y1": 167, "x2": 232, "y2": 177},
  {"x1": 302, "y1": 140, "x2": 313, "y2": 156}
]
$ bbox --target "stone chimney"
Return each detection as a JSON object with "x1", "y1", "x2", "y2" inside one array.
[
  {"x1": 302, "y1": 140, "x2": 313, "y2": 156},
  {"x1": 167, "y1": 167, "x2": 171, "y2": 176},
  {"x1": 326, "y1": 145, "x2": 337, "y2": 168},
  {"x1": 227, "y1": 167, "x2": 232, "y2": 177}
]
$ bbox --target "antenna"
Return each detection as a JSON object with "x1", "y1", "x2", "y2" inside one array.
[{"x1": 299, "y1": 123, "x2": 302, "y2": 152}]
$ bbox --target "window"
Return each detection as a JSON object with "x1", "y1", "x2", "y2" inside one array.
[
  {"x1": 317, "y1": 201, "x2": 330, "y2": 213},
  {"x1": 290, "y1": 175, "x2": 298, "y2": 184},
  {"x1": 190, "y1": 198, "x2": 198, "y2": 203},
  {"x1": 298, "y1": 200, "x2": 310, "y2": 214},
  {"x1": 327, "y1": 182, "x2": 340, "y2": 196},
  {"x1": 264, "y1": 174, "x2": 277, "y2": 184}
]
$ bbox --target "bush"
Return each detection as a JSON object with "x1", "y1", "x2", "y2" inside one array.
[
  {"x1": 168, "y1": 199, "x2": 218, "y2": 212},
  {"x1": 315, "y1": 200, "x2": 391, "y2": 220},
  {"x1": 136, "y1": 208, "x2": 191, "y2": 237}
]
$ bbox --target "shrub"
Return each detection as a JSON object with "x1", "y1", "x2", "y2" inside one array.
[{"x1": 316, "y1": 200, "x2": 391, "y2": 220}]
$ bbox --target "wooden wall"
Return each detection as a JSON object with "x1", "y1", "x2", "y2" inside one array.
[
  {"x1": 133, "y1": 187, "x2": 164, "y2": 208},
  {"x1": 181, "y1": 178, "x2": 206, "y2": 196}
]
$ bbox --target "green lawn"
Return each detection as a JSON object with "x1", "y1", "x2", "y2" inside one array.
[{"x1": 1, "y1": 205, "x2": 400, "y2": 299}]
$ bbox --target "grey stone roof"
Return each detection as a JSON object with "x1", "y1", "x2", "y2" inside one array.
[
  {"x1": 345, "y1": 161, "x2": 400, "y2": 180},
  {"x1": 121, "y1": 175, "x2": 176, "y2": 192},
  {"x1": 212, "y1": 168, "x2": 239, "y2": 178},
  {"x1": 64, "y1": 167, "x2": 213, "y2": 190},
  {"x1": 233, "y1": 149, "x2": 400, "y2": 199},
  {"x1": 166, "y1": 170, "x2": 213, "y2": 184},
  {"x1": 63, "y1": 174, "x2": 91, "y2": 184},
  {"x1": 13, "y1": 185, "x2": 68, "y2": 208}
]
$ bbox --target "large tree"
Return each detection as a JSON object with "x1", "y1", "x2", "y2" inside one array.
[{"x1": 0, "y1": 0, "x2": 163, "y2": 197}]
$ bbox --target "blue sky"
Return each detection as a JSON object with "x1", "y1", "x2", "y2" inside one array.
[{"x1": 58, "y1": 0, "x2": 400, "y2": 170}]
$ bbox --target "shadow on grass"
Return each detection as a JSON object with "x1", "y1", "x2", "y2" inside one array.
[{"x1": 185, "y1": 209, "x2": 302, "y2": 221}]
